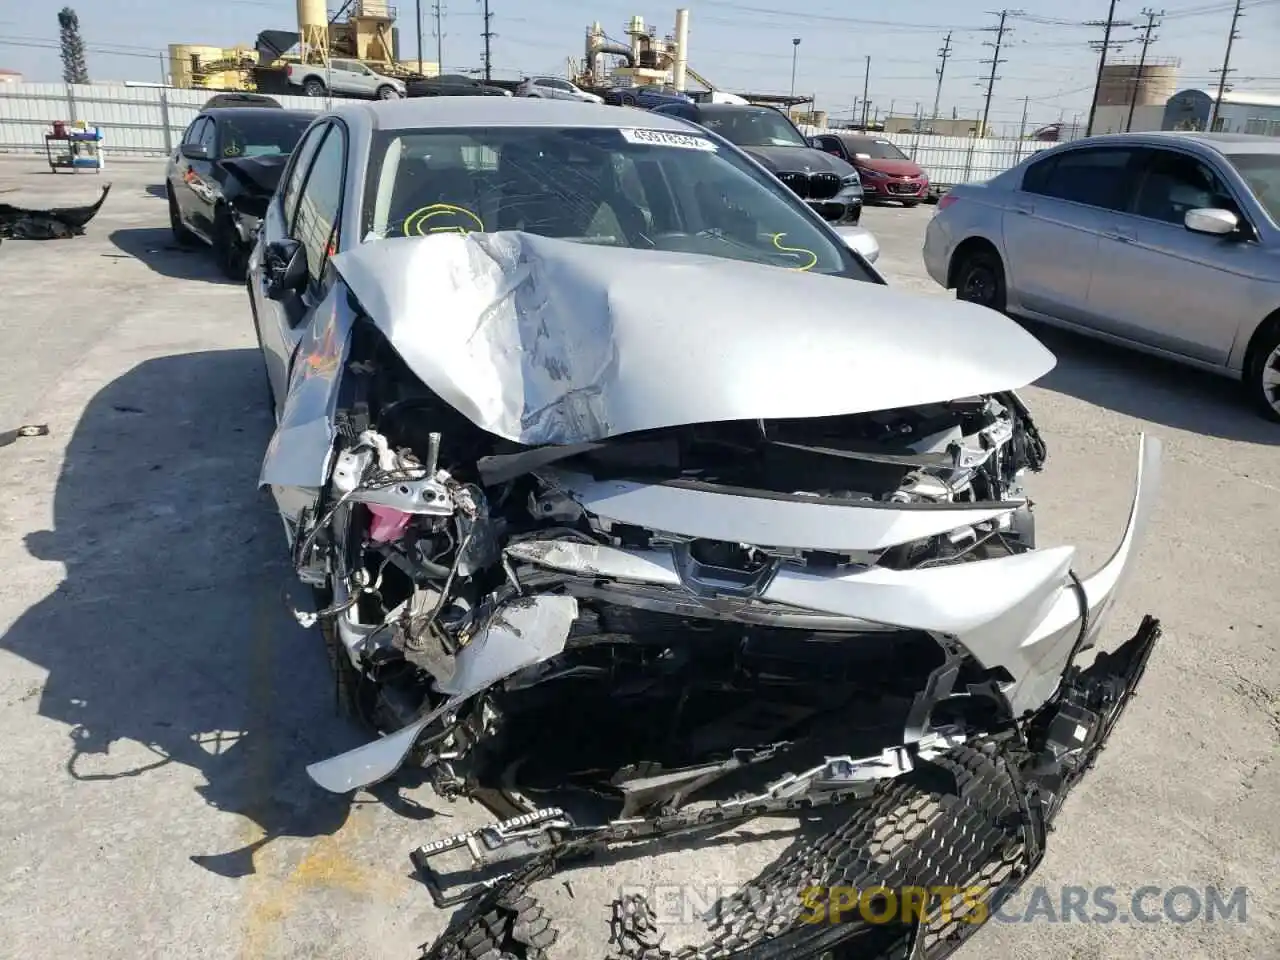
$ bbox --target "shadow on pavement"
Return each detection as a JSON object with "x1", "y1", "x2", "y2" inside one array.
[
  {"x1": 107, "y1": 226, "x2": 236, "y2": 285},
  {"x1": 1, "y1": 348, "x2": 379, "y2": 879},
  {"x1": 144, "y1": 184, "x2": 168, "y2": 199},
  {"x1": 1026, "y1": 321, "x2": 1280, "y2": 445}
]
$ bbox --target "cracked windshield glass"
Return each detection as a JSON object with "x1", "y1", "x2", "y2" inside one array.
[{"x1": 362, "y1": 126, "x2": 870, "y2": 278}]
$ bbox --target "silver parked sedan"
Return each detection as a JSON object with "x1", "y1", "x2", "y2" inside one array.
[{"x1": 924, "y1": 132, "x2": 1280, "y2": 420}]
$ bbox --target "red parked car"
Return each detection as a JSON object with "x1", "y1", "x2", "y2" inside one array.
[{"x1": 808, "y1": 132, "x2": 930, "y2": 207}]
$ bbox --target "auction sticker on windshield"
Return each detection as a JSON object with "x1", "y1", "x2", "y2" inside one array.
[{"x1": 621, "y1": 128, "x2": 717, "y2": 151}]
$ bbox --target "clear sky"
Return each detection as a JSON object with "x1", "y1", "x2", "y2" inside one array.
[{"x1": 3, "y1": 1, "x2": 1279, "y2": 134}]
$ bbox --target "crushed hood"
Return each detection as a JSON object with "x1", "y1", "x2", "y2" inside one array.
[{"x1": 331, "y1": 231, "x2": 1056, "y2": 446}]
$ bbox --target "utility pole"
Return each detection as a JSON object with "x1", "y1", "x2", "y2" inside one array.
[
  {"x1": 1019, "y1": 94, "x2": 1030, "y2": 138},
  {"x1": 416, "y1": 0, "x2": 424, "y2": 75},
  {"x1": 933, "y1": 31, "x2": 952, "y2": 121},
  {"x1": 1126, "y1": 8, "x2": 1161, "y2": 132},
  {"x1": 1208, "y1": 0, "x2": 1243, "y2": 132},
  {"x1": 789, "y1": 38, "x2": 801, "y2": 102},
  {"x1": 860, "y1": 55, "x2": 870, "y2": 129},
  {"x1": 432, "y1": 1, "x2": 445, "y2": 74},
  {"x1": 1085, "y1": 0, "x2": 1133, "y2": 136},
  {"x1": 479, "y1": 0, "x2": 494, "y2": 82},
  {"x1": 978, "y1": 10, "x2": 1016, "y2": 138}
]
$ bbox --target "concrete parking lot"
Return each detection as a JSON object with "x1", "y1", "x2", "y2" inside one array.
[{"x1": 0, "y1": 156, "x2": 1276, "y2": 960}]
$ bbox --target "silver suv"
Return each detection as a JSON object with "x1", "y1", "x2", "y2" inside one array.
[{"x1": 287, "y1": 58, "x2": 405, "y2": 100}]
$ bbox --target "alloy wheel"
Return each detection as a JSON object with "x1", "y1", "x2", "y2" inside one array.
[
  {"x1": 1261, "y1": 344, "x2": 1280, "y2": 417},
  {"x1": 960, "y1": 266, "x2": 996, "y2": 307}
]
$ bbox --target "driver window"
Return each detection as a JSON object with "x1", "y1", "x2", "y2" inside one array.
[
  {"x1": 183, "y1": 118, "x2": 208, "y2": 145},
  {"x1": 198, "y1": 119, "x2": 217, "y2": 154},
  {"x1": 292, "y1": 125, "x2": 347, "y2": 286},
  {"x1": 282, "y1": 123, "x2": 328, "y2": 226},
  {"x1": 816, "y1": 136, "x2": 842, "y2": 157},
  {"x1": 1132, "y1": 150, "x2": 1229, "y2": 225}
]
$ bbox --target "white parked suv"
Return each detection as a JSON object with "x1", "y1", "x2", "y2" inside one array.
[
  {"x1": 516, "y1": 76, "x2": 603, "y2": 103},
  {"x1": 286, "y1": 58, "x2": 406, "y2": 100}
]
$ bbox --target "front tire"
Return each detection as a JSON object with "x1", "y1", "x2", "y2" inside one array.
[
  {"x1": 303, "y1": 77, "x2": 326, "y2": 97},
  {"x1": 376, "y1": 84, "x2": 400, "y2": 100},
  {"x1": 212, "y1": 207, "x2": 245, "y2": 280},
  {"x1": 953, "y1": 247, "x2": 1007, "y2": 313},
  {"x1": 1243, "y1": 320, "x2": 1280, "y2": 422}
]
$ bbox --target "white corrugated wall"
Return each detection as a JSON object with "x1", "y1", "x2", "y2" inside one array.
[
  {"x1": 0, "y1": 83, "x2": 1055, "y2": 185},
  {"x1": 0, "y1": 83, "x2": 321, "y2": 158}
]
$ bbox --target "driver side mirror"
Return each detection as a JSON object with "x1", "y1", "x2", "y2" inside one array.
[
  {"x1": 1184, "y1": 207, "x2": 1238, "y2": 236},
  {"x1": 263, "y1": 238, "x2": 308, "y2": 301},
  {"x1": 180, "y1": 143, "x2": 210, "y2": 161}
]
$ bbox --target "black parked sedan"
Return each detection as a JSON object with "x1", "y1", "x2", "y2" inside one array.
[
  {"x1": 650, "y1": 102, "x2": 863, "y2": 224},
  {"x1": 165, "y1": 106, "x2": 315, "y2": 277}
]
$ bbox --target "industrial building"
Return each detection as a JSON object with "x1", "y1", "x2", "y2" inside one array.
[
  {"x1": 577, "y1": 11, "x2": 699, "y2": 93},
  {"x1": 1087, "y1": 57, "x2": 1181, "y2": 135},
  {"x1": 574, "y1": 10, "x2": 810, "y2": 112},
  {"x1": 166, "y1": 0, "x2": 435, "y2": 92},
  {"x1": 882, "y1": 115, "x2": 983, "y2": 137},
  {"x1": 1162, "y1": 88, "x2": 1280, "y2": 136}
]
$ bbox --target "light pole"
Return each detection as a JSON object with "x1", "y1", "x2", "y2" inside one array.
[{"x1": 789, "y1": 38, "x2": 801, "y2": 103}]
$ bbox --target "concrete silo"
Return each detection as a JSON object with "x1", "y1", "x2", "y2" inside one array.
[{"x1": 297, "y1": 0, "x2": 330, "y2": 64}]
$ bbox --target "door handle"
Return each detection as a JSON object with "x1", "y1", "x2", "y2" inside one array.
[
  {"x1": 1013, "y1": 202, "x2": 1033, "y2": 215},
  {"x1": 1102, "y1": 226, "x2": 1135, "y2": 243}
]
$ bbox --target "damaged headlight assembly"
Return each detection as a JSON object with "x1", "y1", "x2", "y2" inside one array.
[{"x1": 255, "y1": 231, "x2": 1163, "y2": 960}]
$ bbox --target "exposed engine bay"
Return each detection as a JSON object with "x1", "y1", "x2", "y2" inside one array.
[{"x1": 294, "y1": 309, "x2": 1053, "y2": 808}]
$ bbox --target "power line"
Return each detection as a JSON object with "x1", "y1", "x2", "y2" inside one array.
[
  {"x1": 978, "y1": 9, "x2": 1017, "y2": 137},
  {"x1": 1085, "y1": 0, "x2": 1135, "y2": 136},
  {"x1": 1126, "y1": 8, "x2": 1163, "y2": 131},
  {"x1": 933, "y1": 31, "x2": 953, "y2": 120},
  {"x1": 1208, "y1": 0, "x2": 1244, "y2": 130}
]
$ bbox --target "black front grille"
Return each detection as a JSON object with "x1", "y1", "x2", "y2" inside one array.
[{"x1": 778, "y1": 171, "x2": 842, "y2": 200}]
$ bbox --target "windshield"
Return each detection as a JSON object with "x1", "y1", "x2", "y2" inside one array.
[
  {"x1": 1225, "y1": 153, "x2": 1280, "y2": 224},
  {"x1": 700, "y1": 109, "x2": 807, "y2": 148},
  {"x1": 217, "y1": 113, "x2": 311, "y2": 159},
  {"x1": 843, "y1": 137, "x2": 908, "y2": 161},
  {"x1": 360, "y1": 125, "x2": 875, "y2": 280}
]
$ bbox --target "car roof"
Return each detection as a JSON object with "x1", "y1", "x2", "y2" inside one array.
[
  {"x1": 200, "y1": 107, "x2": 316, "y2": 121},
  {"x1": 332, "y1": 96, "x2": 696, "y2": 131},
  {"x1": 1049, "y1": 130, "x2": 1280, "y2": 157},
  {"x1": 697, "y1": 104, "x2": 780, "y2": 115},
  {"x1": 202, "y1": 93, "x2": 281, "y2": 109}
]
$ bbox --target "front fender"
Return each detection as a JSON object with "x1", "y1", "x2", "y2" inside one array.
[{"x1": 259, "y1": 282, "x2": 356, "y2": 521}]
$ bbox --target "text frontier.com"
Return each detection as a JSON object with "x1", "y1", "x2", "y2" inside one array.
[{"x1": 615, "y1": 884, "x2": 1250, "y2": 927}]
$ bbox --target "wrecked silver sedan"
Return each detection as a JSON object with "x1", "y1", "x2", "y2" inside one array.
[{"x1": 248, "y1": 98, "x2": 1162, "y2": 959}]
